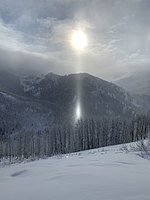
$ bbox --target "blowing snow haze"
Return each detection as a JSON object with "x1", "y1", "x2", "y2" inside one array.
[{"x1": 0, "y1": 0, "x2": 150, "y2": 80}]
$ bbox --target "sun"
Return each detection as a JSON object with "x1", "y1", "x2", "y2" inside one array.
[{"x1": 71, "y1": 30, "x2": 87, "y2": 50}]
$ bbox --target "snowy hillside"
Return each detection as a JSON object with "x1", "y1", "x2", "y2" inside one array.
[
  {"x1": 0, "y1": 90, "x2": 54, "y2": 132},
  {"x1": 20, "y1": 73, "x2": 60, "y2": 97},
  {"x1": 0, "y1": 70, "x2": 138, "y2": 123},
  {"x1": 0, "y1": 143, "x2": 150, "y2": 200}
]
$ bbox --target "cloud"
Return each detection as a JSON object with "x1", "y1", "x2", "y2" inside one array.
[{"x1": 0, "y1": 0, "x2": 150, "y2": 80}]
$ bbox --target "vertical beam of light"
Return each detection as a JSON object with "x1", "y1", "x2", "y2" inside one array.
[
  {"x1": 74, "y1": 56, "x2": 83, "y2": 123},
  {"x1": 76, "y1": 101, "x2": 81, "y2": 121},
  {"x1": 71, "y1": 30, "x2": 87, "y2": 123}
]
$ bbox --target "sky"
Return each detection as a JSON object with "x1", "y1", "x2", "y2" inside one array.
[{"x1": 0, "y1": 0, "x2": 150, "y2": 80}]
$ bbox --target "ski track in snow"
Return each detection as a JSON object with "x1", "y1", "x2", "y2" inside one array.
[{"x1": 0, "y1": 144, "x2": 150, "y2": 200}]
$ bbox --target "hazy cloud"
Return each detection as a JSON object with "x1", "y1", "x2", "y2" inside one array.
[{"x1": 0, "y1": 0, "x2": 150, "y2": 80}]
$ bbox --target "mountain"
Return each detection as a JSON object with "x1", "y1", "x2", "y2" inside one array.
[
  {"x1": 0, "y1": 70, "x2": 140, "y2": 132},
  {"x1": 114, "y1": 71, "x2": 150, "y2": 95},
  {"x1": 20, "y1": 73, "x2": 61, "y2": 97},
  {"x1": 0, "y1": 70, "x2": 24, "y2": 94},
  {"x1": 20, "y1": 73, "x2": 138, "y2": 119},
  {"x1": 114, "y1": 72, "x2": 150, "y2": 112},
  {"x1": 0, "y1": 90, "x2": 54, "y2": 132}
]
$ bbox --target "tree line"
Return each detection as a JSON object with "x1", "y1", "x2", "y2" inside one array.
[{"x1": 0, "y1": 114, "x2": 150, "y2": 163}]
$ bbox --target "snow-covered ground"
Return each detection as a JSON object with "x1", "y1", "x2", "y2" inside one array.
[{"x1": 0, "y1": 144, "x2": 150, "y2": 200}]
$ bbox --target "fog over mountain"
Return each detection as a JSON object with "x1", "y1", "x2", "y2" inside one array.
[
  {"x1": 0, "y1": 71, "x2": 138, "y2": 131},
  {"x1": 1, "y1": 68, "x2": 150, "y2": 134},
  {"x1": 115, "y1": 71, "x2": 150, "y2": 95}
]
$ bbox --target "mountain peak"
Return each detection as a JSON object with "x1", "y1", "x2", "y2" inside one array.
[{"x1": 0, "y1": 70, "x2": 138, "y2": 126}]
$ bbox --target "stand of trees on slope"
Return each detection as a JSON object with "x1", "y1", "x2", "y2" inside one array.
[{"x1": 0, "y1": 114, "x2": 150, "y2": 163}]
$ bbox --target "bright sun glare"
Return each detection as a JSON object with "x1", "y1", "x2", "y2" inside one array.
[
  {"x1": 71, "y1": 30, "x2": 87, "y2": 50},
  {"x1": 76, "y1": 102, "x2": 81, "y2": 120}
]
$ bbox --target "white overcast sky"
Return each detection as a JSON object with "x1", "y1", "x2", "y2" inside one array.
[{"x1": 0, "y1": 0, "x2": 150, "y2": 80}]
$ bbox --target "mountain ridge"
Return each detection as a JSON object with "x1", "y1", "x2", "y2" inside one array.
[{"x1": 0, "y1": 70, "x2": 143, "y2": 132}]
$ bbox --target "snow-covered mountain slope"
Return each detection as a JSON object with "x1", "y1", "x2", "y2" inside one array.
[
  {"x1": 20, "y1": 73, "x2": 60, "y2": 97},
  {"x1": 0, "y1": 70, "x2": 138, "y2": 122},
  {"x1": 114, "y1": 71, "x2": 150, "y2": 96},
  {"x1": 22, "y1": 73, "x2": 137, "y2": 120},
  {"x1": 0, "y1": 143, "x2": 150, "y2": 200},
  {"x1": 0, "y1": 90, "x2": 54, "y2": 132},
  {"x1": 114, "y1": 72, "x2": 150, "y2": 112}
]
